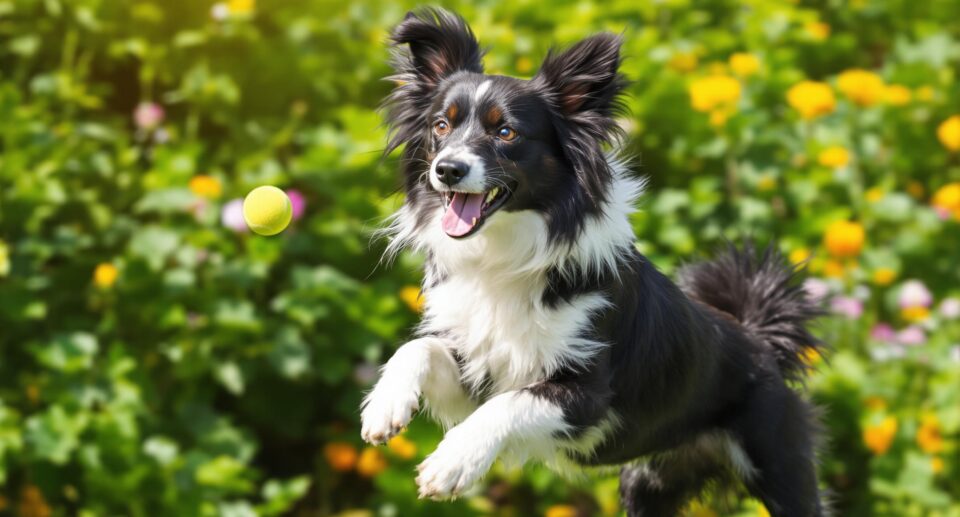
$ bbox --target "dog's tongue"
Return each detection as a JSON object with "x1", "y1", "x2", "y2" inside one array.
[{"x1": 441, "y1": 192, "x2": 484, "y2": 237}]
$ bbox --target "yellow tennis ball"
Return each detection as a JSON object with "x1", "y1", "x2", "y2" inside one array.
[{"x1": 243, "y1": 186, "x2": 292, "y2": 236}]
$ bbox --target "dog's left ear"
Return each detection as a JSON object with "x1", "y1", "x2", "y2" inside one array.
[{"x1": 534, "y1": 33, "x2": 627, "y2": 119}]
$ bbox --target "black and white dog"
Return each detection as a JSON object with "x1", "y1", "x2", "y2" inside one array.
[{"x1": 361, "y1": 8, "x2": 826, "y2": 516}]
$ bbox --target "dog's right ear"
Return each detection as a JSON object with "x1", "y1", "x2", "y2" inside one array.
[
  {"x1": 383, "y1": 9, "x2": 484, "y2": 156},
  {"x1": 391, "y1": 8, "x2": 484, "y2": 87}
]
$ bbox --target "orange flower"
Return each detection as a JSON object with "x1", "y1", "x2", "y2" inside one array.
[
  {"x1": 837, "y1": 69, "x2": 885, "y2": 107},
  {"x1": 817, "y1": 146, "x2": 851, "y2": 168},
  {"x1": 937, "y1": 115, "x2": 960, "y2": 152},
  {"x1": 324, "y1": 442, "x2": 358, "y2": 472},
  {"x1": 18, "y1": 485, "x2": 51, "y2": 517},
  {"x1": 729, "y1": 53, "x2": 760, "y2": 77},
  {"x1": 387, "y1": 435, "x2": 417, "y2": 459},
  {"x1": 917, "y1": 414, "x2": 944, "y2": 454},
  {"x1": 863, "y1": 416, "x2": 897, "y2": 455},
  {"x1": 802, "y1": 347, "x2": 822, "y2": 365},
  {"x1": 932, "y1": 182, "x2": 960, "y2": 220},
  {"x1": 689, "y1": 75, "x2": 741, "y2": 113},
  {"x1": 93, "y1": 263, "x2": 119, "y2": 288},
  {"x1": 882, "y1": 85, "x2": 912, "y2": 106},
  {"x1": 823, "y1": 220, "x2": 864, "y2": 258},
  {"x1": 399, "y1": 286, "x2": 424, "y2": 312},
  {"x1": 189, "y1": 175, "x2": 223, "y2": 199},
  {"x1": 906, "y1": 181, "x2": 925, "y2": 199},
  {"x1": 872, "y1": 268, "x2": 896, "y2": 286},
  {"x1": 545, "y1": 505, "x2": 578, "y2": 517},
  {"x1": 864, "y1": 396, "x2": 887, "y2": 412},
  {"x1": 787, "y1": 81, "x2": 835, "y2": 120},
  {"x1": 516, "y1": 56, "x2": 533, "y2": 74},
  {"x1": 356, "y1": 447, "x2": 387, "y2": 477},
  {"x1": 823, "y1": 259, "x2": 846, "y2": 278}
]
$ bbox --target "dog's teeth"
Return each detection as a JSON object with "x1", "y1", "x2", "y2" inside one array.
[
  {"x1": 471, "y1": 217, "x2": 477, "y2": 225},
  {"x1": 486, "y1": 188, "x2": 498, "y2": 204}
]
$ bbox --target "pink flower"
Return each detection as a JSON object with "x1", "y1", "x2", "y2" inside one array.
[
  {"x1": 898, "y1": 280, "x2": 932, "y2": 309},
  {"x1": 831, "y1": 296, "x2": 863, "y2": 319},
  {"x1": 221, "y1": 199, "x2": 248, "y2": 232},
  {"x1": 870, "y1": 323, "x2": 896, "y2": 342},
  {"x1": 804, "y1": 278, "x2": 831, "y2": 302},
  {"x1": 939, "y1": 298, "x2": 960, "y2": 319},
  {"x1": 896, "y1": 326, "x2": 926, "y2": 346},
  {"x1": 134, "y1": 102, "x2": 165, "y2": 130},
  {"x1": 287, "y1": 189, "x2": 307, "y2": 221}
]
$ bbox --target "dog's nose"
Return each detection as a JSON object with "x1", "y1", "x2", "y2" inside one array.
[{"x1": 435, "y1": 159, "x2": 468, "y2": 186}]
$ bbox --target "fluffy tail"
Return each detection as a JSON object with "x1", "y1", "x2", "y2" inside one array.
[{"x1": 678, "y1": 244, "x2": 825, "y2": 380}]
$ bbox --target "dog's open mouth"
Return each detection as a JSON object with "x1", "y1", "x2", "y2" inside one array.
[{"x1": 440, "y1": 185, "x2": 513, "y2": 238}]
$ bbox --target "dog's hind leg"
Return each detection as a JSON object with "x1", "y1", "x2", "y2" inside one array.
[
  {"x1": 733, "y1": 385, "x2": 824, "y2": 517},
  {"x1": 618, "y1": 447, "x2": 723, "y2": 517}
]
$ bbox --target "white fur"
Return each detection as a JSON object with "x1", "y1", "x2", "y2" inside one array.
[
  {"x1": 416, "y1": 390, "x2": 569, "y2": 499},
  {"x1": 430, "y1": 145, "x2": 487, "y2": 192},
  {"x1": 474, "y1": 79, "x2": 492, "y2": 102}
]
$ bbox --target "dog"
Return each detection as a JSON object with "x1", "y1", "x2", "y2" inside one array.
[{"x1": 360, "y1": 8, "x2": 826, "y2": 516}]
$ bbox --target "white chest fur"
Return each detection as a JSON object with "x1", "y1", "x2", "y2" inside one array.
[{"x1": 421, "y1": 269, "x2": 609, "y2": 396}]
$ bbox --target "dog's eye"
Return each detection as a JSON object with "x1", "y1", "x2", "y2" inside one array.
[
  {"x1": 496, "y1": 126, "x2": 517, "y2": 141},
  {"x1": 434, "y1": 120, "x2": 450, "y2": 136}
]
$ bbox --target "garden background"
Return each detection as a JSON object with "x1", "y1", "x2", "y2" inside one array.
[{"x1": 1, "y1": 0, "x2": 960, "y2": 515}]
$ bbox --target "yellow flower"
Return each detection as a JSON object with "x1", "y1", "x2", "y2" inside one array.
[
  {"x1": 729, "y1": 53, "x2": 761, "y2": 77},
  {"x1": 757, "y1": 504, "x2": 771, "y2": 517},
  {"x1": 917, "y1": 414, "x2": 944, "y2": 454},
  {"x1": 804, "y1": 21, "x2": 830, "y2": 41},
  {"x1": 227, "y1": 0, "x2": 255, "y2": 15},
  {"x1": 932, "y1": 182, "x2": 960, "y2": 220},
  {"x1": 823, "y1": 220, "x2": 865, "y2": 258},
  {"x1": 0, "y1": 240, "x2": 9, "y2": 277},
  {"x1": 865, "y1": 187, "x2": 884, "y2": 203},
  {"x1": 901, "y1": 306, "x2": 930, "y2": 323},
  {"x1": 93, "y1": 263, "x2": 119, "y2": 289},
  {"x1": 686, "y1": 502, "x2": 719, "y2": 517},
  {"x1": 931, "y1": 456, "x2": 945, "y2": 474},
  {"x1": 516, "y1": 56, "x2": 533, "y2": 74},
  {"x1": 837, "y1": 69, "x2": 885, "y2": 107},
  {"x1": 545, "y1": 505, "x2": 579, "y2": 517},
  {"x1": 906, "y1": 181, "x2": 925, "y2": 199},
  {"x1": 872, "y1": 268, "x2": 896, "y2": 286},
  {"x1": 399, "y1": 286, "x2": 424, "y2": 312},
  {"x1": 789, "y1": 248, "x2": 811, "y2": 266},
  {"x1": 915, "y1": 86, "x2": 934, "y2": 101},
  {"x1": 863, "y1": 416, "x2": 897, "y2": 455},
  {"x1": 937, "y1": 115, "x2": 960, "y2": 152},
  {"x1": 709, "y1": 109, "x2": 731, "y2": 128},
  {"x1": 188, "y1": 175, "x2": 222, "y2": 199},
  {"x1": 387, "y1": 435, "x2": 417, "y2": 459},
  {"x1": 757, "y1": 175, "x2": 776, "y2": 192},
  {"x1": 786, "y1": 81, "x2": 836, "y2": 120},
  {"x1": 689, "y1": 75, "x2": 741, "y2": 113},
  {"x1": 802, "y1": 347, "x2": 822, "y2": 365},
  {"x1": 356, "y1": 447, "x2": 387, "y2": 477},
  {"x1": 882, "y1": 84, "x2": 912, "y2": 106},
  {"x1": 668, "y1": 51, "x2": 698, "y2": 73},
  {"x1": 324, "y1": 442, "x2": 358, "y2": 472},
  {"x1": 817, "y1": 146, "x2": 851, "y2": 168}
]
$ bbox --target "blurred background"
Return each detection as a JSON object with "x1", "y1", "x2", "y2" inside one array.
[{"x1": 1, "y1": 0, "x2": 959, "y2": 515}]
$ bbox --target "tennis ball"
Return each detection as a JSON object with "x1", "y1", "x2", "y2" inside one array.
[{"x1": 243, "y1": 186, "x2": 292, "y2": 236}]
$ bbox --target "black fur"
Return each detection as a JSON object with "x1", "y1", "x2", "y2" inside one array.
[{"x1": 379, "y1": 9, "x2": 825, "y2": 516}]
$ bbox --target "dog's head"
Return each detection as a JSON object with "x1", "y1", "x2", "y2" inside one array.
[{"x1": 384, "y1": 8, "x2": 626, "y2": 242}]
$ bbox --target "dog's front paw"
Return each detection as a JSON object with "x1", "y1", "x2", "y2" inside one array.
[
  {"x1": 416, "y1": 429, "x2": 499, "y2": 500},
  {"x1": 360, "y1": 381, "x2": 419, "y2": 445}
]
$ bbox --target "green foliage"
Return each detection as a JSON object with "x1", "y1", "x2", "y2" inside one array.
[{"x1": 0, "y1": 0, "x2": 959, "y2": 515}]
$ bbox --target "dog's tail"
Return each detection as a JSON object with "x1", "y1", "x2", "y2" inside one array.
[{"x1": 678, "y1": 243, "x2": 825, "y2": 380}]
